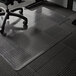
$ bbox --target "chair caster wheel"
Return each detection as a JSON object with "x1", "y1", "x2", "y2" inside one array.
[
  {"x1": 23, "y1": 25, "x2": 28, "y2": 29},
  {"x1": 19, "y1": 10, "x2": 23, "y2": 15},
  {"x1": 18, "y1": 0, "x2": 21, "y2": 3},
  {"x1": 72, "y1": 20, "x2": 76, "y2": 25},
  {"x1": 2, "y1": 33, "x2": 7, "y2": 36},
  {"x1": 0, "y1": 31, "x2": 7, "y2": 36},
  {"x1": 23, "y1": 21, "x2": 28, "y2": 29},
  {"x1": 23, "y1": 21, "x2": 27, "y2": 25}
]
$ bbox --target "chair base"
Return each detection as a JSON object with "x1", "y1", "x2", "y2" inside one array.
[{"x1": 0, "y1": 7, "x2": 28, "y2": 36}]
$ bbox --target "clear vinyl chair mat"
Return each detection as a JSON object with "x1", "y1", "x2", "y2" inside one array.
[{"x1": 0, "y1": 27, "x2": 54, "y2": 70}]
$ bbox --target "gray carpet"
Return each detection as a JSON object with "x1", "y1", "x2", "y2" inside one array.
[
  {"x1": 57, "y1": 57, "x2": 76, "y2": 76},
  {"x1": 63, "y1": 31, "x2": 76, "y2": 51}
]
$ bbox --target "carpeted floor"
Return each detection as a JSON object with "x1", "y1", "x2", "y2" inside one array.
[{"x1": 0, "y1": 3, "x2": 76, "y2": 76}]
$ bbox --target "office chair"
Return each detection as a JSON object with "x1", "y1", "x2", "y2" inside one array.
[{"x1": 0, "y1": 0, "x2": 28, "y2": 36}]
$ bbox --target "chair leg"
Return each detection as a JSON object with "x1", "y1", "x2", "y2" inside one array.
[
  {"x1": 9, "y1": 12, "x2": 28, "y2": 29},
  {"x1": 0, "y1": 7, "x2": 5, "y2": 16},
  {"x1": 0, "y1": 12, "x2": 5, "y2": 16},
  {"x1": 0, "y1": 12, "x2": 28, "y2": 36},
  {"x1": 0, "y1": 13, "x2": 9, "y2": 36},
  {"x1": 11, "y1": 8, "x2": 23, "y2": 15}
]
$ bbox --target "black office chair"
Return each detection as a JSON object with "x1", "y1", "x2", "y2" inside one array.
[{"x1": 0, "y1": 0, "x2": 28, "y2": 36}]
